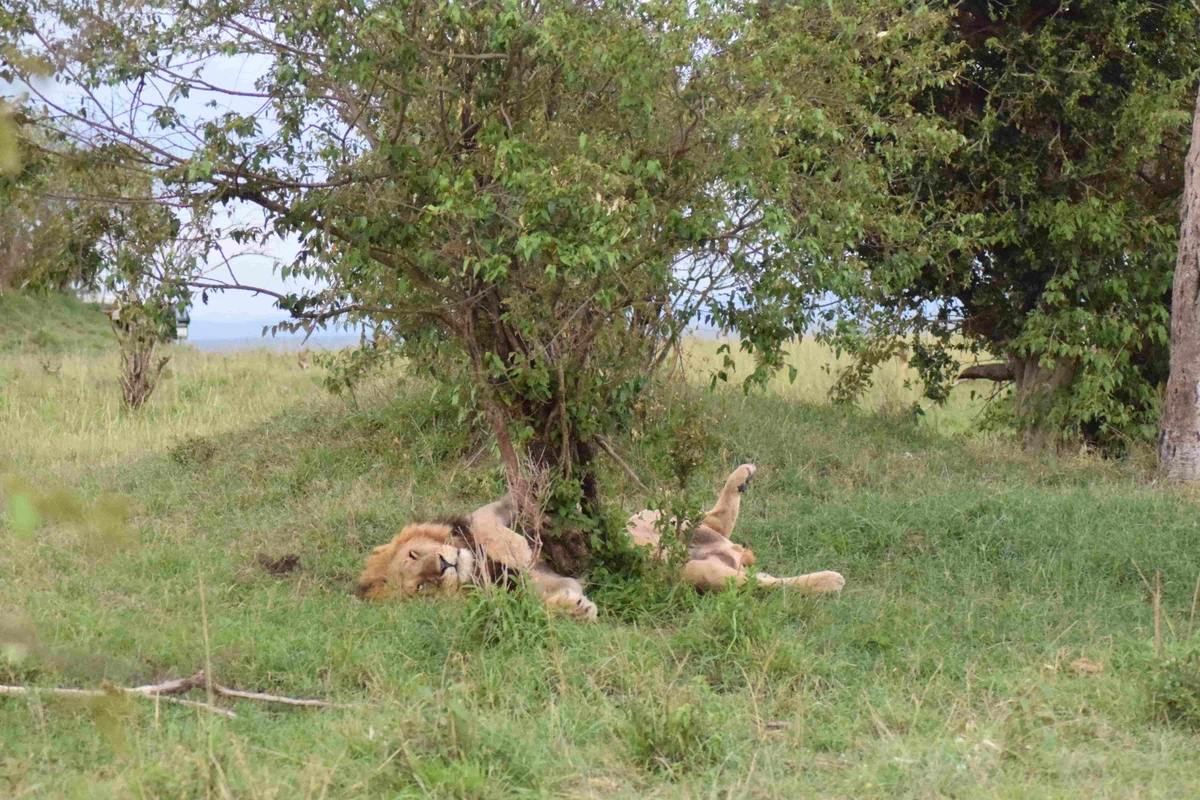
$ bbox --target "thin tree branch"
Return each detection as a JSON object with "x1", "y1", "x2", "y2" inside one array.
[
  {"x1": 596, "y1": 436, "x2": 649, "y2": 492},
  {"x1": 0, "y1": 683, "x2": 236, "y2": 718}
]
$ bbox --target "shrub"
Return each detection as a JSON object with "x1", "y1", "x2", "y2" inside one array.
[
  {"x1": 1148, "y1": 639, "x2": 1200, "y2": 730},
  {"x1": 169, "y1": 435, "x2": 217, "y2": 468},
  {"x1": 625, "y1": 679, "x2": 728, "y2": 776}
]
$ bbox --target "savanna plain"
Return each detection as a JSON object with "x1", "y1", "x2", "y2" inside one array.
[{"x1": 3, "y1": 293, "x2": 1200, "y2": 798}]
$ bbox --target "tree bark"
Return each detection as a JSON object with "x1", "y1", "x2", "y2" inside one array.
[
  {"x1": 523, "y1": 414, "x2": 598, "y2": 577},
  {"x1": 958, "y1": 356, "x2": 1080, "y2": 452},
  {"x1": 1160, "y1": 83, "x2": 1200, "y2": 481},
  {"x1": 1012, "y1": 355, "x2": 1078, "y2": 453}
]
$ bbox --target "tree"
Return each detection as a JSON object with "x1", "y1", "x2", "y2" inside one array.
[
  {"x1": 0, "y1": 116, "x2": 189, "y2": 408},
  {"x1": 0, "y1": 126, "x2": 107, "y2": 292},
  {"x1": 1160, "y1": 82, "x2": 1200, "y2": 481},
  {"x1": 816, "y1": 0, "x2": 1200, "y2": 453},
  {"x1": 8, "y1": 0, "x2": 957, "y2": 571},
  {"x1": 93, "y1": 195, "x2": 196, "y2": 409}
]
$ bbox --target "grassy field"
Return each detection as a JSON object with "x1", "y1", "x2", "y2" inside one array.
[
  {"x1": 0, "y1": 292, "x2": 113, "y2": 355},
  {"x1": 3, "y1": 297, "x2": 1200, "y2": 798}
]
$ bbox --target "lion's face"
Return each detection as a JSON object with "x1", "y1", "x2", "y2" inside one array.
[
  {"x1": 389, "y1": 528, "x2": 478, "y2": 596},
  {"x1": 359, "y1": 523, "x2": 478, "y2": 600}
]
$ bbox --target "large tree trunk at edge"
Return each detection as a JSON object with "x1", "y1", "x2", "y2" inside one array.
[{"x1": 1160, "y1": 83, "x2": 1200, "y2": 481}]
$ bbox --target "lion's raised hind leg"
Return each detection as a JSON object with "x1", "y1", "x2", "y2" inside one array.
[{"x1": 701, "y1": 464, "x2": 756, "y2": 538}]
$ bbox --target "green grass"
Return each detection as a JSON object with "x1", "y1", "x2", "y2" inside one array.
[
  {"x1": 3, "y1": 303, "x2": 1200, "y2": 797},
  {"x1": 0, "y1": 292, "x2": 114, "y2": 355}
]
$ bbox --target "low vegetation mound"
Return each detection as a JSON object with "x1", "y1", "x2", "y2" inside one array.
[{"x1": 0, "y1": 292, "x2": 112, "y2": 354}]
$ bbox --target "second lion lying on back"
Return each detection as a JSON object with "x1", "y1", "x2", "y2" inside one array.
[
  {"x1": 626, "y1": 464, "x2": 844, "y2": 595},
  {"x1": 357, "y1": 464, "x2": 844, "y2": 618}
]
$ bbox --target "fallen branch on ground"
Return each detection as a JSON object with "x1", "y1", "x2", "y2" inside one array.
[
  {"x1": 0, "y1": 683, "x2": 236, "y2": 718},
  {"x1": 0, "y1": 670, "x2": 353, "y2": 717},
  {"x1": 207, "y1": 682, "x2": 353, "y2": 708}
]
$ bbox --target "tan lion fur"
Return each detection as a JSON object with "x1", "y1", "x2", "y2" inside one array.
[
  {"x1": 625, "y1": 464, "x2": 844, "y2": 595},
  {"x1": 357, "y1": 463, "x2": 843, "y2": 618},
  {"x1": 356, "y1": 507, "x2": 597, "y2": 619}
]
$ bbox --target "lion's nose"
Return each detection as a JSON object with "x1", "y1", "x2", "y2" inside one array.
[{"x1": 438, "y1": 555, "x2": 454, "y2": 572}]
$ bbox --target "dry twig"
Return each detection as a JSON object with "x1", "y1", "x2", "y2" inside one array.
[
  {"x1": 0, "y1": 678, "x2": 235, "y2": 718},
  {"x1": 1154, "y1": 569, "x2": 1164, "y2": 654},
  {"x1": 0, "y1": 670, "x2": 352, "y2": 717}
]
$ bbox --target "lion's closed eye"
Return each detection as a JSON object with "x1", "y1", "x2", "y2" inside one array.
[{"x1": 408, "y1": 551, "x2": 418, "y2": 560}]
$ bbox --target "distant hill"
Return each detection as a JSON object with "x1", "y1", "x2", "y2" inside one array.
[
  {"x1": 187, "y1": 317, "x2": 364, "y2": 351},
  {"x1": 0, "y1": 291, "x2": 114, "y2": 354}
]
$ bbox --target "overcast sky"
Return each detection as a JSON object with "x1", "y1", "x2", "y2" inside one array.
[{"x1": 5, "y1": 47, "x2": 360, "y2": 342}]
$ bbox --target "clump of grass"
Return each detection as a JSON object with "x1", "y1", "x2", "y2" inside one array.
[
  {"x1": 169, "y1": 435, "x2": 217, "y2": 468},
  {"x1": 391, "y1": 706, "x2": 543, "y2": 798},
  {"x1": 456, "y1": 579, "x2": 551, "y2": 652},
  {"x1": 625, "y1": 678, "x2": 728, "y2": 776},
  {"x1": 695, "y1": 585, "x2": 773, "y2": 652},
  {"x1": 1148, "y1": 639, "x2": 1200, "y2": 730}
]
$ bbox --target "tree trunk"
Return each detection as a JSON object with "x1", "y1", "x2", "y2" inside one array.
[
  {"x1": 1012, "y1": 355, "x2": 1078, "y2": 453},
  {"x1": 958, "y1": 355, "x2": 1080, "y2": 452},
  {"x1": 1160, "y1": 83, "x2": 1200, "y2": 480},
  {"x1": 477, "y1": 395, "x2": 600, "y2": 577},
  {"x1": 525, "y1": 413, "x2": 599, "y2": 577},
  {"x1": 112, "y1": 319, "x2": 170, "y2": 409}
]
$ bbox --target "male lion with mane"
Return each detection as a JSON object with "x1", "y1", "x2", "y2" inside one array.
[{"x1": 356, "y1": 464, "x2": 844, "y2": 618}]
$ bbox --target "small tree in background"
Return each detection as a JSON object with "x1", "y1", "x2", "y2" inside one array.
[
  {"x1": 93, "y1": 192, "x2": 198, "y2": 409},
  {"x1": 106, "y1": 298, "x2": 174, "y2": 408}
]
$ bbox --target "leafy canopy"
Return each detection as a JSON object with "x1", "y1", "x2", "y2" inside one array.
[
  {"x1": 821, "y1": 0, "x2": 1200, "y2": 448},
  {"x1": 5, "y1": 0, "x2": 959, "y2": 544}
]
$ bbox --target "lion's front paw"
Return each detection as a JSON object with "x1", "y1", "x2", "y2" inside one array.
[
  {"x1": 730, "y1": 463, "x2": 757, "y2": 493},
  {"x1": 571, "y1": 596, "x2": 598, "y2": 621},
  {"x1": 809, "y1": 571, "x2": 845, "y2": 594},
  {"x1": 546, "y1": 591, "x2": 599, "y2": 620}
]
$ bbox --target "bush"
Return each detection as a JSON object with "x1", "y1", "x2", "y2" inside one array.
[
  {"x1": 169, "y1": 435, "x2": 217, "y2": 468},
  {"x1": 1148, "y1": 639, "x2": 1200, "y2": 730},
  {"x1": 625, "y1": 679, "x2": 728, "y2": 776}
]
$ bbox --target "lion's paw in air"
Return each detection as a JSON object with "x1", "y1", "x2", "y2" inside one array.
[{"x1": 730, "y1": 463, "x2": 757, "y2": 493}]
